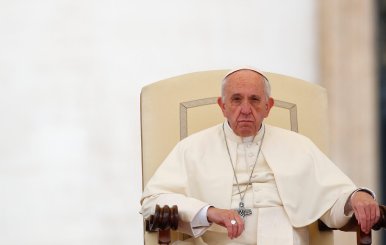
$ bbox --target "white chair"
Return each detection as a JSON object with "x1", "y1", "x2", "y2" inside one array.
[{"x1": 140, "y1": 69, "x2": 384, "y2": 245}]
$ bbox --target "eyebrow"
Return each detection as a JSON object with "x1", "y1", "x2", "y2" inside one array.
[{"x1": 230, "y1": 93, "x2": 260, "y2": 98}]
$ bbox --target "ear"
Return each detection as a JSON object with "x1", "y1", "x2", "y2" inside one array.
[
  {"x1": 217, "y1": 97, "x2": 226, "y2": 116},
  {"x1": 264, "y1": 97, "x2": 275, "y2": 118}
]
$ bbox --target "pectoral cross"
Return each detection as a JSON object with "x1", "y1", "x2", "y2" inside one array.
[{"x1": 236, "y1": 201, "x2": 252, "y2": 218}]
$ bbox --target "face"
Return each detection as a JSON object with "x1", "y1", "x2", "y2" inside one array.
[{"x1": 217, "y1": 70, "x2": 274, "y2": 137}]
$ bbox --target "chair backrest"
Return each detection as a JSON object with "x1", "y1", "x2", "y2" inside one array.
[{"x1": 141, "y1": 69, "x2": 333, "y2": 245}]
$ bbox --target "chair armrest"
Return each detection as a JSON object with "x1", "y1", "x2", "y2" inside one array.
[
  {"x1": 373, "y1": 205, "x2": 386, "y2": 230},
  {"x1": 318, "y1": 205, "x2": 386, "y2": 245},
  {"x1": 145, "y1": 205, "x2": 179, "y2": 245}
]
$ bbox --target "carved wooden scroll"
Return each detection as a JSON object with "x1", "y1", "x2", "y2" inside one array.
[
  {"x1": 319, "y1": 205, "x2": 386, "y2": 245},
  {"x1": 145, "y1": 205, "x2": 179, "y2": 245}
]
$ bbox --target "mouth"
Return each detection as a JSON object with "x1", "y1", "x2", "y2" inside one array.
[{"x1": 237, "y1": 120, "x2": 254, "y2": 123}]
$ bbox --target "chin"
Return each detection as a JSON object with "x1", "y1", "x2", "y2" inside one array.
[
  {"x1": 234, "y1": 123, "x2": 257, "y2": 136},
  {"x1": 236, "y1": 129, "x2": 256, "y2": 137},
  {"x1": 240, "y1": 133, "x2": 256, "y2": 137}
]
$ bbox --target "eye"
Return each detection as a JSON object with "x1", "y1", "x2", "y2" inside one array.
[
  {"x1": 231, "y1": 95, "x2": 242, "y2": 104},
  {"x1": 250, "y1": 96, "x2": 261, "y2": 103}
]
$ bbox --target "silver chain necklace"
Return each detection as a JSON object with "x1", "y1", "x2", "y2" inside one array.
[{"x1": 222, "y1": 123, "x2": 265, "y2": 218}]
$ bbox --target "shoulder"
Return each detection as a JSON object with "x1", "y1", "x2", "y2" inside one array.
[
  {"x1": 265, "y1": 124, "x2": 306, "y2": 138},
  {"x1": 264, "y1": 124, "x2": 314, "y2": 147},
  {"x1": 178, "y1": 124, "x2": 223, "y2": 147}
]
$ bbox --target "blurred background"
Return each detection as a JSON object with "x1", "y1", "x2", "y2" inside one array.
[{"x1": 0, "y1": 0, "x2": 384, "y2": 244}]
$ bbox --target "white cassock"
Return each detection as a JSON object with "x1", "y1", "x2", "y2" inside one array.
[{"x1": 141, "y1": 122, "x2": 356, "y2": 245}]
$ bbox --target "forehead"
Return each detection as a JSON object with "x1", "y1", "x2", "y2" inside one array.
[{"x1": 224, "y1": 70, "x2": 265, "y2": 94}]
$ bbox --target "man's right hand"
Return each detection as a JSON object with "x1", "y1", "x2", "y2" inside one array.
[{"x1": 207, "y1": 207, "x2": 244, "y2": 239}]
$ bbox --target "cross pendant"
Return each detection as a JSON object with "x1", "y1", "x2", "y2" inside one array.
[{"x1": 236, "y1": 201, "x2": 252, "y2": 218}]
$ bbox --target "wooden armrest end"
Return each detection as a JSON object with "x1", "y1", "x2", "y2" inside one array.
[
  {"x1": 318, "y1": 204, "x2": 386, "y2": 245},
  {"x1": 144, "y1": 205, "x2": 179, "y2": 245}
]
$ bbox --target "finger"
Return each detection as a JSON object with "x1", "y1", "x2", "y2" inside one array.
[
  {"x1": 225, "y1": 221, "x2": 232, "y2": 239},
  {"x1": 231, "y1": 217, "x2": 239, "y2": 239},
  {"x1": 362, "y1": 205, "x2": 373, "y2": 234},
  {"x1": 369, "y1": 205, "x2": 376, "y2": 227},
  {"x1": 227, "y1": 220, "x2": 232, "y2": 239},
  {"x1": 363, "y1": 206, "x2": 371, "y2": 233},
  {"x1": 361, "y1": 206, "x2": 370, "y2": 233},
  {"x1": 226, "y1": 218, "x2": 236, "y2": 239},
  {"x1": 235, "y1": 215, "x2": 244, "y2": 237},
  {"x1": 369, "y1": 204, "x2": 380, "y2": 229},
  {"x1": 375, "y1": 205, "x2": 381, "y2": 223},
  {"x1": 354, "y1": 205, "x2": 366, "y2": 232}
]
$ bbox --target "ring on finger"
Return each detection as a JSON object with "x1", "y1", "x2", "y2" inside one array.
[{"x1": 230, "y1": 219, "x2": 237, "y2": 225}]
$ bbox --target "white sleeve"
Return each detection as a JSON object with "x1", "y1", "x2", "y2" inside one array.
[
  {"x1": 140, "y1": 141, "x2": 214, "y2": 237},
  {"x1": 192, "y1": 205, "x2": 212, "y2": 227},
  {"x1": 188, "y1": 205, "x2": 212, "y2": 237},
  {"x1": 320, "y1": 192, "x2": 352, "y2": 228},
  {"x1": 141, "y1": 193, "x2": 211, "y2": 237}
]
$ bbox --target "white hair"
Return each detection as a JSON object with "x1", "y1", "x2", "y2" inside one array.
[{"x1": 221, "y1": 68, "x2": 271, "y2": 101}]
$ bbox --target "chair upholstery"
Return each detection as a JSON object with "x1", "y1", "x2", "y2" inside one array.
[{"x1": 141, "y1": 70, "x2": 333, "y2": 245}]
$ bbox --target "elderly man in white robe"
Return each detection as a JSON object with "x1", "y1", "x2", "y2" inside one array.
[{"x1": 140, "y1": 68, "x2": 380, "y2": 245}]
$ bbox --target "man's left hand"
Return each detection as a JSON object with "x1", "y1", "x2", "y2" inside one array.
[{"x1": 350, "y1": 191, "x2": 380, "y2": 234}]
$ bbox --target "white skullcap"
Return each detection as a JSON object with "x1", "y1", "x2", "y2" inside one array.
[{"x1": 223, "y1": 66, "x2": 269, "y2": 81}]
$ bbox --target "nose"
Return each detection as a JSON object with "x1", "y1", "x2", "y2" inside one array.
[{"x1": 240, "y1": 101, "x2": 252, "y2": 114}]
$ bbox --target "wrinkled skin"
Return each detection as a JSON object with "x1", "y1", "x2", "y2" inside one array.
[{"x1": 217, "y1": 70, "x2": 274, "y2": 137}]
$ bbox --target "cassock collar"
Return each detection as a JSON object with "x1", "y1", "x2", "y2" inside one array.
[{"x1": 223, "y1": 121, "x2": 265, "y2": 144}]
